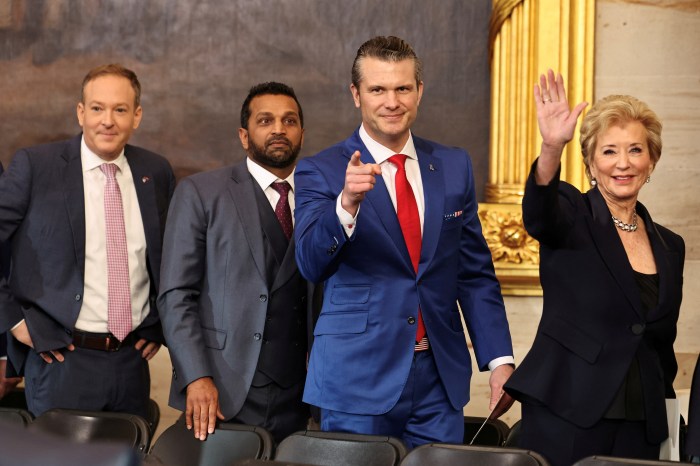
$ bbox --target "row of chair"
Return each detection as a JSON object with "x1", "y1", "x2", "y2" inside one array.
[{"x1": 0, "y1": 404, "x2": 688, "y2": 466}]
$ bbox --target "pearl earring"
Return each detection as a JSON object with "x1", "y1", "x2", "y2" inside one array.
[{"x1": 590, "y1": 178, "x2": 597, "y2": 187}]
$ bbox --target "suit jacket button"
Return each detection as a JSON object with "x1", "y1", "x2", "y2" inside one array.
[
  {"x1": 631, "y1": 323, "x2": 645, "y2": 335},
  {"x1": 254, "y1": 333, "x2": 262, "y2": 341},
  {"x1": 407, "y1": 316, "x2": 416, "y2": 325},
  {"x1": 75, "y1": 294, "x2": 81, "y2": 301},
  {"x1": 259, "y1": 295, "x2": 268, "y2": 302}
]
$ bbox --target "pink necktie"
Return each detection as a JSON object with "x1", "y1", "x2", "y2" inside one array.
[
  {"x1": 271, "y1": 181, "x2": 293, "y2": 240},
  {"x1": 100, "y1": 163, "x2": 132, "y2": 341},
  {"x1": 388, "y1": 154, "x2": 426, "y2": 343}
]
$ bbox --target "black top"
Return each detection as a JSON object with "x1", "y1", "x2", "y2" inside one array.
[{"x1": 605, "y1": 271, "x2": 659, "y2": 420}]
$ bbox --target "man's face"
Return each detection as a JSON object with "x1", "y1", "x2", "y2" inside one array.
[
  {"x1": 77, "y1": 75, "x2": 142, "y2": 161},
  {"x1": 350, "y1": 57, "x2": 423, "y2": 153},
  {"x1": 238, "y1": 94, "x2": 304, "y2": 171}
]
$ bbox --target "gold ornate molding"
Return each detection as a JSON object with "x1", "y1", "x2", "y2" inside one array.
[{"x1": 481, "y1": 0, "x2": 595, "y2": 295}]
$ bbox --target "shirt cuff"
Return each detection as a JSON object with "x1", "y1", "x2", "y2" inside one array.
[
  {"x1": 336, "y1": 193, "x2": 359, "y2": 237},
  {"x1": 10, "y1": 319, "x2": 24, "y2": 332},
  {"x1": 488, "y1": 356, "x2": 515, "y2": 371}
]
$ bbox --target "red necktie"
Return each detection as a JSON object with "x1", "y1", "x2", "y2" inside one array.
[
  {"x1": 271, "y1": 181, "x2": 293, "y2": 240},
  {"x1": 388, "y1": 154, "x2": 426, "y2": 343},
  {"x1": 100, "y1": 163, "x2": 132, "y2": 341}
]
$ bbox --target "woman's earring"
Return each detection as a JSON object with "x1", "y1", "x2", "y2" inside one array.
[
  {"x1": 646, "y1": 176, "x2": 651, "y2": 183},
  {"x1": 590, "y1": 178, "x2": 597, "y2": 187}
]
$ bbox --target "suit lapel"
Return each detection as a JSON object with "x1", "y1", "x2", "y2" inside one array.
[
  {"x1": 585, "y1": 188, "x2": 645, "y2": 318},
  {"x1": 415, "y1": 141, "x2": 443, "y2": 277},
  {"x1": 639, "y1": 203, "x2": 674, "y2": 322},
  {"x1": 228, "y1": 163, "x2": 268, "y2": 284},
  {"x1": 62, "y1": 136, "x2": 86, "y2": 277},
  {"x1": 271, "y1": 238, "x2": 300, "y2": 293},
  {"x1": 125, "y1": 147, "x2": 161, "y2": 283}
]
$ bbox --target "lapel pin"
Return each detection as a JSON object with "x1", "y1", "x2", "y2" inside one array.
[
  {"x1": 429, "y1": 164, "x2": 435, "y2": 171},
  {"x1": 142, "y1": 176, "x2": 151, "y2": 183}
]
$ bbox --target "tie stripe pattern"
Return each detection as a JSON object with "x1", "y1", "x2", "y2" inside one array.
[
  {"x1": 271, "y1": 181, "x2": 293, "y2": 240},
  {"x1": 388, "y1": 154, "x2": 427, "y2": 346},
  {"x1": 100, "y1": 163, "x2": 132, "y2": 341}
]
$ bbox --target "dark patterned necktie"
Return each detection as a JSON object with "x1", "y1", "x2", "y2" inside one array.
[{"x1": 271, "y1": 181, "x2": 293, "y2": 240}]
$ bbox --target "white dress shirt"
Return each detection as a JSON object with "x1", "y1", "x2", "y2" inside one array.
[
  {"x1": 76, "y1": 137, "x2": 150, "y2": 333},
  {"x1": 246, "y1": 158, "x2": 296, "y2": 218}
]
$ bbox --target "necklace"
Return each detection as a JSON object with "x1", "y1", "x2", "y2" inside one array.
[{"x1": 611, "y1": 210, "x2": 638, "y2": 232}]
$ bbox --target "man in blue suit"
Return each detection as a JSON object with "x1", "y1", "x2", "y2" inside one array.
[
  {"x1": 294, "y1": 36, "x2": 514, "y2": 448},
  {"x1": 0, "y1": 64, "x2": 175, "y2": 417}
]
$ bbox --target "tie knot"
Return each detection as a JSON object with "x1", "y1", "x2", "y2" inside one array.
[
  {"x1": 271, "y1": 181, "x2": 291, "y2": 197},
  {"x1": 100, "y1": 163, "x2": 119, "y2": 179},
  {"x1": 388, "y1": 154, "x2": 408, "y2": 169}
]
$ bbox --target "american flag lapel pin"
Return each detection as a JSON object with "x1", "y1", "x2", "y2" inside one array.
[{"x1": 429, "y1": 164, "x2": 435, "y2": 171}]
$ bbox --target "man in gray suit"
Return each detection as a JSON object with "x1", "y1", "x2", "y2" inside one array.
[{"x1": 158, "y1": 82, "x2": 310, "y2": 443}]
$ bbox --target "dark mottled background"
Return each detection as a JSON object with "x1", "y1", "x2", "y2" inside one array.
[{"x1": 0, "y1": 0, "x2": 491, "y2": 198}]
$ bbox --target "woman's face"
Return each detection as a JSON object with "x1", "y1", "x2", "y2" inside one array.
[{"x1": 589, "y1": 120, "x2": 654, "y2": 205}]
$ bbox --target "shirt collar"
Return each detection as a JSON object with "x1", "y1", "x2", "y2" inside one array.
[
  {"x1": 246, "y1": 157, "x2": 295, "y2": 192},
  {"x1": 81, "y1": 136, "x2": 127, "y2": 173},
  {"x1": 358, "y1": 123, "x2": 417, "y2": 164}
]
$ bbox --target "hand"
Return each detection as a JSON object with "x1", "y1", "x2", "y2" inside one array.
[
  {"x1": 0, "y1": 359, "x2": 22, "y2": 400},
  {"x1": 10, "y1": 320, "x2": 74, "y2": 363},
  {"x1": 340, "y1": 151, "x2": 382, "y2": 217},
  {"x1": 134, "y1": 338, "x2": 161, "y2": 361},
  {"x1": 185, "y1": 377, "x2": 225, "y2": 441},
  {"x1": 488, "y1": 364, "x2": 515, "y2": 415},
  {"x1": 535, "y1": 69, "x2": 588, "y2": 151}
]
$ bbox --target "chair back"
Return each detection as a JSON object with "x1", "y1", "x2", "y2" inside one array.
[
  {"x1": 463, "y1": 415, "x2": 510, "y2": 446},
  {"x1": 400, "y1": 443, "x2": 550, "y2": 466},
  {"x1": 148, "y1": 419, "x2": 274, "y2": 466},
  {"x1": 146, "y1": 398, "x2": 160, "y2": 436},
  {"x1": 0, "y1": 407, "x2": 33, "y2": 427},
  {"x1": 573, "y1": 456, "x2": 685, "y2": 465},
  {"x1": 29, "y1": 408, "x2": 151, "y2": 455},
  {"x1": 504, "y1": 419, "x2": 522, "y2": 447},
  {"x1": 275, "y1": 430, "x2": 407, "y2": 466}
]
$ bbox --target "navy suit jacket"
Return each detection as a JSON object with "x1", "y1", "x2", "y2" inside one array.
[
  {"x1": 505, "y1": 161, "x2": 684, "y2": 444},
  {"x1": 0, "y1": 134, "x2": 175, "y2": 376},
  {"x1": 294, "y1": 129, "x2": 513, "y2": 415}
]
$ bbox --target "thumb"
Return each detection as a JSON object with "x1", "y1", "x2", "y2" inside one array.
[{"x1": 348, "y1": 150, "x2": 362, "y2": 167}]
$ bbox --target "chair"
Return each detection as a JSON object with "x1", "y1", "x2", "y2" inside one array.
[
  {"x1": 400, "y1": 443, "x2": 550, "y2": 466},
  {"x1": 231, "y1": 460, "x2": 317, "y2": 466},
  {"x1": 146, "y1": 398, "x2": 160, "y2": 436},
  {"x1": 504, "y1": 419, "x2": 522, "y2": 447},
  {"x1": 573, "y1": 456, "x2": 686, "y2": 466},
  {"x1": 29, "y1": 408, "x2": 151, "y2": 455},
  {"x1": 0, "y1": 406, "x2": 33, "y2": 427},
  {"x1": 274, "y1": 430, "x2": 408, "y2": 466},
  {"x1": 0, "y1": 387, "x2": 28, "y2": 410},
  {"x1": 0, "y1": 421, "x2": 140, "y2": 466},
  {"x1": 148, "y1": 418, "x2": 274, "y2": 466},
  {"x1": 463, "y1": 415, "x2": 511, "y2": 446}
]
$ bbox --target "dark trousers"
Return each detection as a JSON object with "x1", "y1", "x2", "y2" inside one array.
[
  {"x1": 519, "y1": 401, "x2": 660, "y2": 466},
  {"x1": 228, "y1": 376, "x2": 308, "y2": 445},
  {"x1": 24, "y1": 344, "x2": 150, "y2": 419},
  {"x1": 320, "y1": 349, "x2": 463, "y2": 450}
]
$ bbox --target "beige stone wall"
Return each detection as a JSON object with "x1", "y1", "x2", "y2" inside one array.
[{"x1": 148, "y1": 0, "x2": 700, "y2": 436}]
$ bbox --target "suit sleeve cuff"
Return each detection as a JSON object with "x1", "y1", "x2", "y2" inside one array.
[
  {"x1": 336, "y1": 193, "x2": 359, "y2": 237},
  {"x1": 488, "y1": 356, "x2": 515, "y2": 371}
]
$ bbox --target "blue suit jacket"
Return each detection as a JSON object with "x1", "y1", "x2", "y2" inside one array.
[
  {"x1": 0, "y1": 134, "x2": 175, "y2": 376},
  {"x1": 294, "y1": 129, "x2": 513, "y2": 415}
]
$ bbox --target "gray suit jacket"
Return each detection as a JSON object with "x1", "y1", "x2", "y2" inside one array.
[{"x1": 158, "y1": 161, "x2": 312, "y2": 417}]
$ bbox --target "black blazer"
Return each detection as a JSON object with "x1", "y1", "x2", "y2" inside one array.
[
  {"x1": 0, "y1": 134, "x2": 175, "y2": 376},
  {"x1": 505, "y1": 161, "x2": 685, "y2": 444},
  {"x1": 687, "y1": 355, "x2": 700, "y2": 457}
]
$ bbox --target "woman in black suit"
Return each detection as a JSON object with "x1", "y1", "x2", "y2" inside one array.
[
  {"x1": 688, "y1": 355, "x2": 700, "y2": 462},
  {"x1": 505, "y1": 70, "x2": 685, "y2": 466}
]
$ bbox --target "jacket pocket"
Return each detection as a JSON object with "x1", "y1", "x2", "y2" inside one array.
[
  {"x1": 541, "y1": 317, "x2": 602, "y2": 364},
  {"x1": 329, "y1": 285, "x2": 371, "y2": 305},
  {"x1": 314, "y1": 311, "x2": 368, "y2": 336},
  {"x1": 201, "y1": 326, "x2": 227, "y2": 350}
]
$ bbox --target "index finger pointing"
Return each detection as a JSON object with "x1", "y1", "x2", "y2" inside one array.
[{"x1": 348, "y1": 151, "x2": 362, "y2": 166}]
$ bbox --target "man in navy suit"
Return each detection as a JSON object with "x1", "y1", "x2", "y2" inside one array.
[
  {"x1": 294, "y1": 36, "x2": 514, "y2": 448},
  {"x1": 0, "y1": 64, "x2": 175, "y2": 417},
  {"x1": 0, "y1": 162, "x2": 22, "y2": 401}
]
